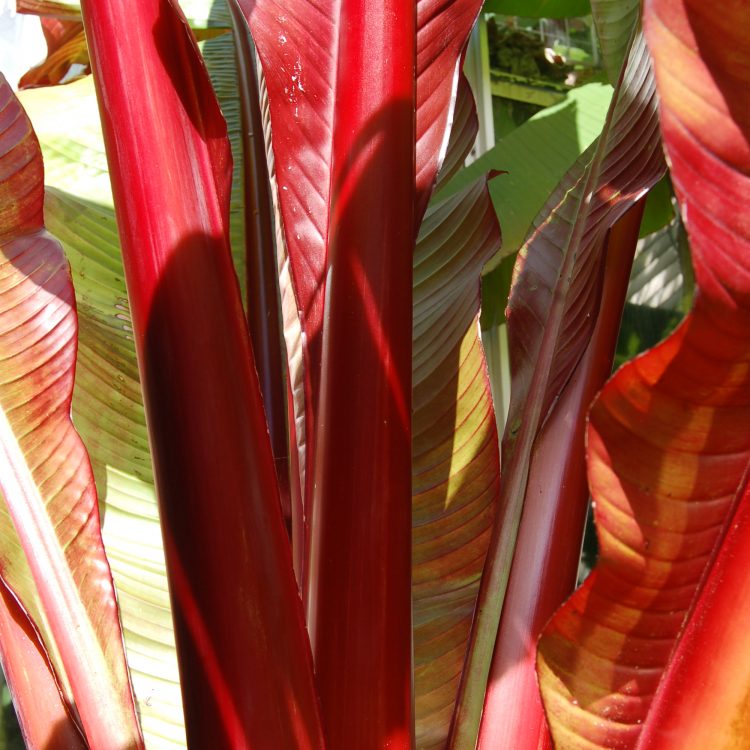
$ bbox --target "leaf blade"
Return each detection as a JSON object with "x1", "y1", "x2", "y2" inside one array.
[
  {"x1": 537, "y1": 1, "x2": 750, "y2": 747},
  {"x1": 0, "y1": 73, "x2": 142, "y2": 749},
  {"x1": 413, "y1": 77, "x2": 502, "y2": 748},
  {"x1": 450, "y1": 26, "x2": 665, "y2": 748},
  {"x1": 78, "y1": 0, "x2": 324, "y2": 745},
  {"x1": 591, "y1": 0, "x2": 640, "y2": 85},
  {"x1": 245, "y1": 2, "x2": 492, "y2": 745}
]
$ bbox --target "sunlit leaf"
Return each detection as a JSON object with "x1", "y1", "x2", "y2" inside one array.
[
  {"x1": 450, "y1": 27, "x2": 665, "y2": 748},
  {"x1": 446, "y1": 82, "x2": 613, "y2": 268},
  {"x1": 0, "y1": 73, "x2": 142, "y2": 749},
  {"x1": 19, "y1": 32, "x2": 250, "y2": 738},
  {"x1": 413, "y1": 78, "x2": 501, "y2": 749},
  {"x1": 537, "y1": 1, "x2": 750, "y2": 747}
]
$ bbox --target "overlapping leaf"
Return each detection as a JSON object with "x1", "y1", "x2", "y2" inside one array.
[
  {"x1": 246, "y1": 5, "x2": 501, "y2": 744},
  {"x1": 477, "y1": 203, "x2": 647, "y2": 750},
  {"x1": 412, "y1": 77, "x2": 501, "y2": 748},
  {"x1": 18, "y1": 17, "x2": 88, "y2": 88},
  {"x1": 0, "y1": 74, "x2": 141, "y2": 748},
  {"x1": 262, "y1": 61, "x2": 503, "y2": 746},
  {"x1": 17, "y1": 26, "x2": 250, "y2": 741},
  {"x1": 445, "y1": 82, "x2": 613, "y2": 266},
  {"x1": 44, "y1": 188, "x2": 186, "y2": 749},
  {"x1": 537, "y1": 1, "x2": 750, "y2": 747},
  {"x1": 505, "y1": 33, "x2": 662, "y2": 431},
  {"x1": 80, "y1": 0, "x2": 322, "y2": 742},
  {"x1": 449, "y1": 27, "x2": 665, "y2": 747},
  {"x1": 243, "y1": 0, "x2": 490, "y2": 491},
  {"x1": 244, "y1": 1, "x2": 504, "y2": 743}
]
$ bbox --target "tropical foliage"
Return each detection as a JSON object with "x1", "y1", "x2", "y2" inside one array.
[{"x1": 0, "y1": 0, "x2": 747, "y2": 748}]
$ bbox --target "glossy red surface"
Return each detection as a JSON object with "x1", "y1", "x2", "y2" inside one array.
[
  {"x1": 240, "y1": 0, "x2": 488, "y2": 744},
  {"x1": 245, "y1": 1, "x2": 487, "y2": 591},
  {"x1": 305, "y1": 2, "x2": 416, "y2": 745},
  {"x1": 79, "y1": 1, "x2": 323, "y2": 746},
  {"x1": 242, "y1": 0, "x2": 418, "y2": 744},
  {"x1": 537, "y1": 2, "x2": 750, "y2": 745}
]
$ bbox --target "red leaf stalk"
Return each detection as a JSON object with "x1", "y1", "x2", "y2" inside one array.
[
  {"x1": 79, "y1": 0, "x2": 323, "y2": 746},
  {"x1": 305, "y1": 1, "x2": 416, "y2": 746}
]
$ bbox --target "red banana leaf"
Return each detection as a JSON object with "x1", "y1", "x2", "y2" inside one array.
[
  {"x1": 412, "y1": 76, "x2": 501, "y2": 748},
  {"x1": 0, "y1": 74, "x2": 141, "y2": 748},
  {"x1": 537, "y1": 0, "x2": 750, "y2": 747},
  {"x1": 251, "y1": 45, "x2": 503, "y2": 749},
  {"x1": 242, "y1": 0, "x2": 485, "y2": 549},
  {"x1": 18, "y1": 17, "x2": 88, "y2": 89},
  {"x1": 264, "y1": 65, "x2": 504, "y2": 747},
  {"x1": 245, "y1": 2, "x2": 415, "y2": 745},
  {"x1": 21, "y1": 76, "x2": 185, "y2": 744},
  {"x1": 478, "y1": 202, "x2": 645, "y2": 750},
  {"x1": 21, "y1": 31, "x2": 300, "y2": 741},
  {"x1": 78, "y1": 0, "x2": 323, "y2": 746},
  {"x1": 240, "y1": 0, "x2": 489, "y2": 745},
  {"x1": 450, "y1": 25, "x2": 665, "y2": 748}
]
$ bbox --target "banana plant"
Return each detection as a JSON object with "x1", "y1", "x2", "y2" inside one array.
[{"x1": 0, "y1": 0, "x2": 747, "y2": 748}]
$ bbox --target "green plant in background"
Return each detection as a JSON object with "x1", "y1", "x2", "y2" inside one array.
[{"x1": 487, "y1": 20, "x2": 572, "y2": 82}]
